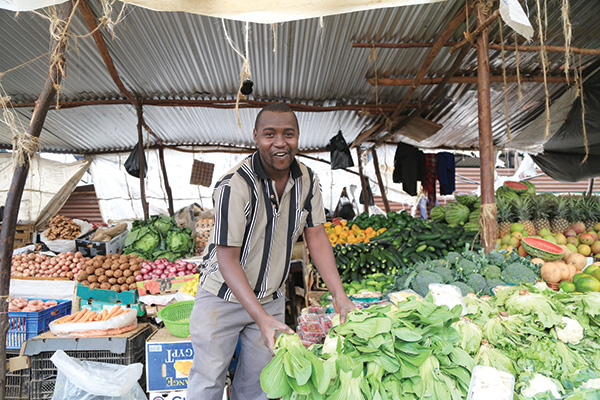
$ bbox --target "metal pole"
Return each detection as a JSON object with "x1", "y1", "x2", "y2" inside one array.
[
  {"x1": 0, "y1": 2, "x2": 74, "y2": 397},
  {"x1": 136, "y1": 101, "x2": 149, "y2": 219},
  {"x1": 371, "y1": 147, "x2": 390, "y2": 213},
  {"x1": 475, "y1": 0, "x2": 497, "y2": 253}
]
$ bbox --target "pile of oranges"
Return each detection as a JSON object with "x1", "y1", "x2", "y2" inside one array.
[{"x1": 325, "y1": 219, "x2": 386, "y2": 245}]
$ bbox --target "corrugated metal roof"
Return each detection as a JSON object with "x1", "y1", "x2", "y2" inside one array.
[{"x1": 0, "y1": 0, "x2": 598, "y2": 153}]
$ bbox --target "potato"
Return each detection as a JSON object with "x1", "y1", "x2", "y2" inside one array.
[
  {"x1": 88, "y1": 275, "x2": 98, "y2": 283},
  {"x1": 120, "y1": 263, "x2": 129, "y2": 271},
  {"x1": 85, "y1": 266, "x2": 95, "y2": 275},
  {"x1": 123, "y1": 269, "x2": 132, "y2": 277},
  {"x1": 113, "y1": 269, "x2": 123, "y2": 278},
  {"x1": 110, "y1": 263, "x2": 119, "y2": 271},
  {"x1": 98, "y1": 275, "x2": 107, "y2": 283},
  {"x1": 129, "y1": 283, "x2": 138, "y2": 290},
  {"x1": 81, "y1": 280, "x2": 90, "y2": 287},
  {"x1": 117, "y1": 277, "x2": 126, "y2": 284},
  {"x1": 94, "y1": 268, "x2": 106, "y2": 276},
  {"x1": 110, "y1": 284, "x2": 121, "y2": 292},
  {"x1": 77, "y1": 271, "x2": 89, "y2": 281},
  {"x1": 129, "y1": 264, "x2": 140, "y2": 272},
  {"x1": 89, "y1": 282, "x2": 100, "y2": 290},
  {"x1": 105, "y1": 269, "x2": 114, "y2": 278},
  {"x1": 93, "y1": 260, "x2": 103, "y2": 268},
  {"x1": 108, "y1": 277, "x2": 117, "y2": 285},
  {"x1": 100, "y1": 282, "x2": 111, "y2": 290},
  {"x1": 126, "y1": 276, "x2": 135, "y2": 284},
  {"x1": 120, "y1": 283, "x2": 130, "y2": 292}
]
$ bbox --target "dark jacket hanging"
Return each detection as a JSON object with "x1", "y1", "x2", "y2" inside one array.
[
  {"x1": 393, "y1": 142, "x2": 425, "y2": 196},
  {"x1": 436, "y1": 152, "x2": 456, "y2": 195}
]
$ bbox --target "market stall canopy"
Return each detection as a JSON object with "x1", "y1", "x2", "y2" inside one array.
[{"x1": 0, "y1": 0, "x2": 599, "y2": 155}]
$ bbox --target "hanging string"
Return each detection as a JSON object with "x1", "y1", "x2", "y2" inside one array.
[
  {"x1": 577, "y1": 55, "x2": 589, "y2": 165},
  {"x1": 368, "y1": 45, "x2": 380, "y2": 105},
  {"x1": 535, "y1": 0, "x2": 551, "y2": 139},
  {"x1": 514, "y1": 33, "x2": 523, "y2": 101},
  {"x1": 499, "y1": 19, "x2": 512, "y2": 141},
  {"x1": 561, "y1": 0, "x2": 573, "y2": 83},
  {"x1": 222, "y1": 19, "x2": 252, "y2": 128}
]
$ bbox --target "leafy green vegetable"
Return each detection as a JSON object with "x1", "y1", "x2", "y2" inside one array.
[{"x1": 122, "y1": 215, "x2": 194, "y2": 261}]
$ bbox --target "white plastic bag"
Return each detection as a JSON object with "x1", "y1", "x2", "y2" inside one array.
[
  {"x1": 41, "y1": 219, "x2": 94, "y2": 253},
  {"x1": 50, "y1": 350, "x2": 147, "y2": 400},
  {"x1": 49, "y1": 307, "x2": 137, "y2": 337}
]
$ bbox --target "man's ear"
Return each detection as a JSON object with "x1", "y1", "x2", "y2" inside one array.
[{"x1": 253, "y1": 129, "x2": 258, "y2": 143}]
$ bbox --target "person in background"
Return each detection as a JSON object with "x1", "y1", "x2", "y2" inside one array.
[{"x1": 188, "y1": 103, "x2": 355, "y2": 400}]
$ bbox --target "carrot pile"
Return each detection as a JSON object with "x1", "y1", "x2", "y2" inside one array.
[{"x1": 53, "y1": 305, "x2": 128, "y2": 324}]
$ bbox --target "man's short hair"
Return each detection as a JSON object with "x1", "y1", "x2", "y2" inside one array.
[{"x1": 254, "y1": 103, "x2": 299, "y2": 131}]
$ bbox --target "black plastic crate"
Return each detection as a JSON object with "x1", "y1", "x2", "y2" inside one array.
[
  {"x1": 25, "y1": 324, "x2": 152, "y2": 400},
  {"x1": 5, "y1": 354, "x2": 30, "y2": 400}
]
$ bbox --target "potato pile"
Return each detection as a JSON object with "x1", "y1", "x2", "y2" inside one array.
[
  {"x1": 76, "y1": 253, "x2": 143, "y2": 292},
  {"x1": 195, "y1": 218, "x2": 214, "y2": 254},
  {"x1": 9, "y1": 297, "x2": 58, "y2": 312},
  {"x1": 11, "y1": 251, "x2": 87, "y2": 279},
  {"x1": 45, "y1": 215, "x2": 81, "y2": 240}
]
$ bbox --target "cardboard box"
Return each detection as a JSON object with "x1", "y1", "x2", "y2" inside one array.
[
  {"x1": 136, "y1": 274, "x2": 197, "y2": 296},
  {"x1": 75, "y1": 228, "x2": 129, "y2": 257},
  {"x1": 77, "y1": 283, "x2": 139, "y2": 304},
  {"x1": 146, "y1": 328, "x2": 194, "y2": 392},
  {"x1": 149, "y1": 391, "x2": 188, "y2": 400},
  {"x1": 81, "y1": 299, "x2": 145, "y2": 316}
]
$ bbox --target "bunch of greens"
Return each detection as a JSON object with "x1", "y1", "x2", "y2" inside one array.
[
  {"x1": 261, "y1": 297, "x2": 475, "y2": 399},
  {"x1": 122, "y1": 215, "x2": 194, "y2": 261}
]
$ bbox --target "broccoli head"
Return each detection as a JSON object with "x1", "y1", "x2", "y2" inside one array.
[
  {"x1": 456, "y1": 259, "x2": 478, "y2": 276},
  {"x1": 411, "y1": 270, "x2": 444, "y2": 297},
  {"x1": 446, "y1": 252, "x2": 461, "y2": 265},
  {"x1": 481, "y1": 264, "x2": 502, "y2": 280},
  {"x1": 466, "y1": 273, "x2": 487, "y2": 294},
  {"x1": 450, "y1": 281, "x2": 475, "y2": 296},
  {"x1": 486, "y1": 251, "x2": 506, "y2": 266},
  {"x1": 501, "y1": 263, "x2": 538, "y2": 285},
  {"x1": 431, "y1": 266, "x2": 454, "y2": 284}
]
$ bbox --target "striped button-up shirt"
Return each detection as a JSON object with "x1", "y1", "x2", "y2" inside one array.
[{"x1": 200, "y1": 152, "x2": 326, "y2": 304}]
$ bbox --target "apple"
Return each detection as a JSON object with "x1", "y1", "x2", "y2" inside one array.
[
  {"x1": 571, "y1": 222, "x2": 586, "y2": 234},
  {"x1": 518, "y1": 246, "x2": 528, "y2": 257},
  {"x1": 591, "y1": 241, "x2": 600, "y2": 255},
  {"x1": 565, "y1": 229, "x2": 578, "y2": 238},
  {"x1": 578, "y1": 244, "x2": 592, "y2": 256},
  {"x1": 589, "y1": 231, "x2": 599, "y2": 242},
  {"x1": 579, "y1": 233, "x2": 595, "y2": 246},
  {"x1": 555, "y1": 233, "x2": 567, "y2": 245}
]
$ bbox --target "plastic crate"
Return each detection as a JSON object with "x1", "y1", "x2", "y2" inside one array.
[
  {"x1": 7, "y1": 299, "x2": 71, "y2": 350},
  {"x1": 5, "y1": 354, "x2": 30, "y2": 400},
  {"x1": 27, "y1": 324, "x2": 152, "y2": 400}
]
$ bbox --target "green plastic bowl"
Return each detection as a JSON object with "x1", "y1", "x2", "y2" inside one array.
[{"x1": 158, "y1": 300, "x2": 194, "y2": 337}]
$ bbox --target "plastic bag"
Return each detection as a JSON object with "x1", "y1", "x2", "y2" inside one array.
[
  {"x1": 327, "y1": 130, "x2": 354, "y2": 170},
  {"x1": 124, "y1": 142, "x2": 146, "y2": 179},
  {"x1": 51, "y1": 350, "x2": 147, "y2": 400}
]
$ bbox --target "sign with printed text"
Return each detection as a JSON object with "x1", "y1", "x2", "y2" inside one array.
[{"x1": 146, "y1": 332, "x2": 194, "y2": 392}]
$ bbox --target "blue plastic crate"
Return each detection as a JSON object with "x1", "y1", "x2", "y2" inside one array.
[{"x1": 7, "y1": 299, "x2": 71, "y2": 350}]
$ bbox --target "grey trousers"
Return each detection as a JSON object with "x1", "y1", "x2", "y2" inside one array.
[{"x1": 187, "y1": 289, "x2": 284, "y2": 400}]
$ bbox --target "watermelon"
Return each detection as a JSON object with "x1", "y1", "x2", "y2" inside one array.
[
  {"x1": 430, "y1": 206, "x2": 446, "y2": 221},
  {"x1": 504, "y1": 181, "x2": 529, "y2": 194},
  {"x1": 455, "y1": 195, "x2": 478, "y2": 208},
  {"x1": 468, "y1": 209, "x2": 481, "y2": 223},
  {"x1": 521, "y1": 181, "x2": 536, "y2": 196},
  {"x1": 445, "y1": 203, "x2": 470, "y2": 226},
  {"x1": 501, "y1": 191, "x2": 520, "y2": 203},
  {"x1": 521, "y1": 237, "x2": 565, "y2": 261}
]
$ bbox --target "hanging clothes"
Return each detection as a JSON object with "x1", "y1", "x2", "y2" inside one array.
[
  {"x1": 423, "y1": 154, "x2": 437, "y2": 217},
  {"x1": 393, "y1": 142, "x2": 426, "y2": 196},
  {"x1": 436, "y1": 152, "x2": 456, "y2": 195}
]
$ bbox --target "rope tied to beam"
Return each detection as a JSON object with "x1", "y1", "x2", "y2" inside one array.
[
  {"x1": 1, "y1": 94, "x2": 39, "y2": 167},
  {"x1": 479, "y1": 202, "x2": 497, "y2": 245},
  {"x1": 222, "y1": 19, "x2": 252, "y2": 128}
]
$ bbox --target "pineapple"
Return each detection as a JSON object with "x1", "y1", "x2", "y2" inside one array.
[
  {"x1": 513, "y1": 195, "x2": 536, "y2": 236},
  {"x1": 496, "y1": 196, "x2": 515, "y2": 238},
  {"x1": 567, "y1": 196, "x2": 586, "y2": 228},
  {"x1": 551, "y1": 196, "x2": 570, "y2": 234},
  {"x1": 583, "y1": 196, "x2": 599, "y2": 230},
  {"x1": 531, "y1": 195, "x2": 552, "y2": 234}
]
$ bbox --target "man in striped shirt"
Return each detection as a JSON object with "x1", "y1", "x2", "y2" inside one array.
[{"x1": 188, "y1": 103, "x2": 355, "y2": 400}]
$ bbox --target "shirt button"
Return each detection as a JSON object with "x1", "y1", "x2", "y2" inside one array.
[{"x1": 270, "y1": 195, "x2": 274, "y2": 199}]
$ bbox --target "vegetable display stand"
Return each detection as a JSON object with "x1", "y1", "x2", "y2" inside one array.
[
  {"x1": 5, "y1": 354, "x2": 30, "y2": 400},
  {"x1": 22, "y1": 323, "x2": 154, "y2": 400},
  {"x1": 7, "y1": 299, "x2": 72, "y2": 350}
]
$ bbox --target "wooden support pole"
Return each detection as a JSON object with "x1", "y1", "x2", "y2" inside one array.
[
  {"x1": 0, "y1": 2, "x2": 74, "y2": 397},
  {"x1": 450, "y1": 9, "x2": 500, "y2": 54},
  {"x1": 158, "y1": 146, "x2": 175, "y2": 216},
  {"x1": 475, "y1": 1, "x2": 497, "y2": 253},
  {"x1": 371, "y1": 147, "x2": 390, "y2": 213},
  {"x1": 356, "y1": 147, "x2": 369, "y2": 214},
  {"x1": 136, "y1": 102, "x2": 149, "y2": 220},
  {"x1": 587, "y1": 178, "x2": 595, "y2": 196}
]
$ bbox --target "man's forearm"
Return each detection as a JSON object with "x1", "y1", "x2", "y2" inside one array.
[{"x1": 304, "y1": 226, "x2": 347, "y2": 299}]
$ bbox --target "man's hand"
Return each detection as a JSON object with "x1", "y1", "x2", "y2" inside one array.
[
  {"x1": 257, "y1": 314, "x2": 294, "y2": 355},
  {"x1": 332, "y1": 293, "x2": 356, "y2": 324}
]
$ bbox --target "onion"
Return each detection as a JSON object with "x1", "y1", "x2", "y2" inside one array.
[
  {"x1": 177, "y1": 271, "x2": 186, "y2": 277},
  {"x1": 135, "y1": 274, "x2": 144, "y2": 281},
  {"x1": 144, "y1": 274, "x2": 152, "y2": 280},
  {"x1": 169, "y1": 266, "x2": 177, "y2": 274},
  {"x1": 176, "y1": 265, "x2": 186, "y2": 272},
  {"x1": 140, "y1": 267, "x2": 148, "y2": 274}
]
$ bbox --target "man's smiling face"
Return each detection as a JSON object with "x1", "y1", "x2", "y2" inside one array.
[{"x1": 253, "y1": 110, "x2": 299, "y2": 178}]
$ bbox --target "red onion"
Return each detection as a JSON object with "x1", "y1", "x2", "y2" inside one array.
[
  {"x1": 135, "y1": 274, "x2": 144, "y2": 281},
  {"x1": 140, "y1": 267, "x2": 148, "y2": 274},
  {"x1": 176, "y1": 271, "x2": 186, "y2": 277}
]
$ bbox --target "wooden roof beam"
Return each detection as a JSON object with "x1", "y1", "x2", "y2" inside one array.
[
  {"x1": 368, "y1": 75, "x2": 574, "y2": 86},
  {"x1": 352, "y1": 0, "x2": 476, "y2": 147}
]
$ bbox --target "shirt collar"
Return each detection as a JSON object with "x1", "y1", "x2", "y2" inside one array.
[{"x1": 251, "y1": 152, "x2": 303, "y2": 180}]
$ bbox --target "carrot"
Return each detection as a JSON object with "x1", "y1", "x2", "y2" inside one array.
[
  {"x1": 80, "y1": 310, "x2": 96, "y2": 323},
  {"x1": 105, "y1": 305, "x2": 121, "y2": 319},
  {"x1": 71, "y1": 310, "x2": 88, "y2": 323},
  {"x1": 100, "y1": 309, "x2": 109, "y2": 321},
  {"x1": 111, "y1": 309, "x2": 125, "y2": 318},
  {"x1": 55, "y1": 313, "x2": 76, "y2": 324}
]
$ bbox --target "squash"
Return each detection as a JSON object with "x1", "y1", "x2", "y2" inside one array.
[
  {"x1": 556, "y1": 261, "x2": 570, "y2": 282},
  {"x1": 530, "y1": 258, "x2": 545, "y2": 267},
  {"x1": 540, "y1": 262, "x2": 562, "y2": 283},
  {"x1": 558, "y1": 245, "x2": 572, "y2": 260},
  {"x1": 565, "y1": 253, "x2": 587, "y2": 271}
]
